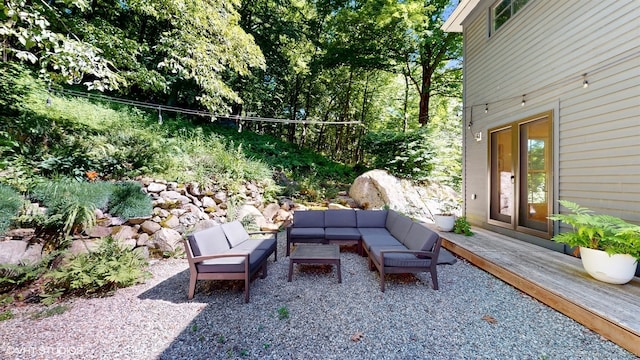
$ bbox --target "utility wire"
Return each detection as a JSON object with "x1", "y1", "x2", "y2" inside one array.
[{"x1": 54, "y1": 88, "x2": 361, "y2": 125}]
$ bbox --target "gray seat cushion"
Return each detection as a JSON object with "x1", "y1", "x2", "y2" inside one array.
[
  {"x1": 358, "y1": 228, "x2": 391, "y2": 237},
  {"x1": 324, "y1": 209, "x2": 357, "y2": 227},
  {"x1": 401, "y1": 223, "x2": 439, "y2": 252},
  {"x1": 221, "y1": 221, "x2": 250, "y2": 248},
  {"x1": 293, "y1": 211, "x2": 325, "y2": 227},
  {"x1": 358, "y1": 228, "x2": 392, "y2": 237},
  {"x1": 289, "y1": 227, "x2": 325, "y2": 239},
  {"x1": 387, "y1": 215, "x2": 414, "y2": 243},
  {"x1": 362, "y1": 235, "x2": 402, "y2": 251},
  {"x1": 196, "y1": 249, "x2": 268, "y2": 273},
  {"x1": 371, "y1": 248, "x2": 434, "y2": 268},
  {"x1": 325, "y1": 227, "x2": 362, "y2": 240},
  {"x1": 356, "y1": 210, "x2": 388, "y2": 228},
  {"x1": 188, "y1": 225, "x2": 230, "y2": 256}
]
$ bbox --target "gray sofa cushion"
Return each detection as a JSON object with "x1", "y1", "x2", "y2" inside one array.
[
  {"x1": 358, "y1": 228, "x2": 392, "y2": 237},
  {"x1": 385, "y1": 210, "x2": 401, "y2": 230},
  {"x1": 356, "y1": 210, "x2": 388, "y2": 228},
  {"x1": 361, "y1": 235, "x2": 402, "y2": 251},
  {"x1": 324, "y1": 209, "x2": 357, "y2": 227},
  {"x1": 188, "y1": 225, "x2": 230, "y2": 257},
  {"x1": 289, "y1": 227, "x2": 325, "y2": 239},
  {"x1": 371, "y1": 249, "x2": 434, "y2": 267},
  {"x1": 387, "y1": 214, "x2": 414, "y2": 243},
  {"x1": 233, "y1": 237, "x2": 277, "y2": 253},
  {"x1": 196, "y1": 249, "x2": 268, "y2": 273},
  {"x1": 402, "y1": 223, "x2": 439, "y2": 253},
  {"x1": 221, "y1": 221, "x2": 250, "y2": 248},
  {"x1": 325, "y1": 227, "x2": 362, "y2": 240},
  {"x1": 293, "y1": 211, "x2": 325, "y2": 227}
]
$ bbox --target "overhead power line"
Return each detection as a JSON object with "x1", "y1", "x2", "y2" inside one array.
[{"x1": 53, "y1": 88, "x2": 361, "y2": 126}]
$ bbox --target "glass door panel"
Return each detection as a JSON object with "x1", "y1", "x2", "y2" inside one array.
[
  {"x1": 490, "y1": 128, "x2": 513, "y2": 224},
  {"x1": 519, "y1": 117, "x2": 550, "y2": 232}
]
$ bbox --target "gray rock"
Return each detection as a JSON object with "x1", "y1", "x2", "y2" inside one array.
[
  {"x1": 213, "y1": 191, "x2": 227, "y2": 204},
  {"x1": 118, "y1": 238, "x2": 137, "y2": 250},
  {"x1": 151, "y1": 228, "x2": 183, "y2": 253},
  {"x1": 162, "y1": 215, "x2": 180, "y2": 229},
  {"x1": 147, "y1": 182, "x2": 167, "y2": 193},
  {"x1": 141, "y1": 220, "x2": 162, "y2": 235},
  {"x1": 201, "y1": 196, "x2": 216, "y2": 208},
  {"x1": 132, "y1": 246, "x2": 150, "y2": 259},
  {"x1": 69, "y1": 238, "x2": 102, "y2": 255},
  {"x1": 179, "y1": 212, "x2": 199, "y2": 227},
  {"x1": 262, "y1": 203, "x2": 281, "y2": 221},
  {"x1": 191, "y1": 219, "x2": 219, "y2": 232},
  {"x1": 170, "y1": 208, "x2": 187, "y2": 217},
  {"x1": 21, "y1": 243, "x2": 43, "y2": 265},
  {"x1": 0, "y1": 240, "x2": 28, "y2": 265},
  {"x1": 137, "y1": 233, "x2": 150, "y2": 247},
  {"x1": 5, "y1": 228, "x2": 36, "y2": 239},
  {"x1": 112, "y1": 226, "x2": 137, "y2": 242},
  {"x1": 86, "y1": 225, "x2": 112, "y2": 238},
  {"x1": 328, "y1": 203, "x2": 351, "y2": 209},
  {"x1": 187, "y1": 182, "x2": 201, "y2": 196},
  {"x1": 127, "y1": 216, "x2": 151, "y2": 225}
]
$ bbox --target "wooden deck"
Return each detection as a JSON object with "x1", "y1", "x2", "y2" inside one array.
[{"x1": 435, "y1": 227, "x2": 640, "y2": 357}]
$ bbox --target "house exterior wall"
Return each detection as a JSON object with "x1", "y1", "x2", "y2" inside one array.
[{"x1": 459, "y1": 0, "x2": 640, "y2": 241}]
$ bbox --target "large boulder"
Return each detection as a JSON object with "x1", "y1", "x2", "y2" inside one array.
[{"x1": 348, "y1": 170, "x2": 459, "y2": 222}]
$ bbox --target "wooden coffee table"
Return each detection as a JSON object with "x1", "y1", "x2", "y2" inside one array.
[{"x1": 288, "y1": 244, "x2": 342, "y2": 283}]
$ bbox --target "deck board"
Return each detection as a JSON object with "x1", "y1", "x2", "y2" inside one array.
[{"x1": 435, "y1": 226, "x2": 640, "y2": 356}]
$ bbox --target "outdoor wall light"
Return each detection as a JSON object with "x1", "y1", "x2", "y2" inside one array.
[
  {"x1": 521, "y1": 94, "x2": 526, "y2": 106},
  {"x1": 485, "y1": 104, "x2": 488, "y2": 113},
  {"x1": 582, "y1": 73, "x2": 589, "y2": 88}
]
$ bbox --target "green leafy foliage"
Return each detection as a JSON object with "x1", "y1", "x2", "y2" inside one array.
[
  {"x1": 29, "y1": 305, "x2": 70, "y2": 319},
  {"x1": 548, "y1": 200, "x2": 640, "y2": 259},
  {"x1": 0, "y1": 184, "x2": 23, "y2": 234},
  {"x1": 0, "y1": 251, "x2": 60, "y2": 293},
  {"x1": 363, "y1": 128, "x2": 435, "y2": 181},
  {"x1": 0, "y1": 310, "x2": 14, "y2": 321},
  {"x1": 107, "y1": 182, "x2": 152, "y2": 219},
  {"x1": 45, "y1": 237, "x2": 151, "y2": 297},
  {"x1": 453, "y1": 216, "x2": 473, "y2": 236}
]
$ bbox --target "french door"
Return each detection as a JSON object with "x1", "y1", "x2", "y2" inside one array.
[{"x1": 489, "y1": 112, "x2": 552, "y2": 237}]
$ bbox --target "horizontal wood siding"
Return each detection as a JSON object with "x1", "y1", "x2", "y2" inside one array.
[{"x1": 461, "y1": 0, "x2": 640, "y2": 226}]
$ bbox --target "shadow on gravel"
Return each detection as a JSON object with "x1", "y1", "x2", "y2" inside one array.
[{"x1": 138, "y1": 269, "x2": 192, "y2": 304}]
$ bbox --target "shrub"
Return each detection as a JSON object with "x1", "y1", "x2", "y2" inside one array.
[
  {"x1": 363, "y1": 128, "x2": 435, "y2": 181},
  {"x1": 0, "y1": 251, "x2": 60, "y2": 293},
  {"x1": 45, "y1": 237, "x2": 151, "y2": 297},
  {"x1": 0, "y1": 184, "x2": 23, "y2": 234},
  {"x1": 107, "y1": 182, "x2": 152, "y2": 219},
  {"x1": 29, "y1": 179, "x2": 109, "y2": 238}
]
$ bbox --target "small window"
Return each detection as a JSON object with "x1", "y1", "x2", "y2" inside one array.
[{"x1": 491, "y1": 0, "x2": 530, "y2": 34}]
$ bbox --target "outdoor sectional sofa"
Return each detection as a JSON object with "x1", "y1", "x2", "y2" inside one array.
[
  {"x1": 286, "y1": 209, "x2": 443, "y2": 291},
  {"x1": 184, "y1": 221, "x2": 277, "y2": 303}
]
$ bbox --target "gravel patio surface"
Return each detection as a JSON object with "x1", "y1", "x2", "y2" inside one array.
[{"x1": 0, "y1": 233, "x2": 637, "y2": 360}]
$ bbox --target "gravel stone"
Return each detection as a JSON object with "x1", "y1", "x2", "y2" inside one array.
[{"x1": 0, "y1": 233, "x2": 637, "y2": 360}]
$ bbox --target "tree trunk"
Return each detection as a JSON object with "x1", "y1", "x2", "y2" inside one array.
[{"x1": 418, "y1": 64, "x2": 432, "y2": 126}]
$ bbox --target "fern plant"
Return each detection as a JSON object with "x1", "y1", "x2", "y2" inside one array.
[
  {"x1": 548, "y1": 200, "x2": 640, "y2": 259},
  {"x1": 45, "y1": 237, "x2": 151, "y2": 297}
]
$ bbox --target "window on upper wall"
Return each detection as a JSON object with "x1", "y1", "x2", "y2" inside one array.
[{"x1": 491, "y1": 0, "x2": 530, "y2": 34}]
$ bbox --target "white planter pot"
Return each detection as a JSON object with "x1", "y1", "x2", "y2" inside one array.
[
  {"x1": 579, "y1": 247, "x2": 638, "y2": 285},
  {"x1": 434, "y1": 215, "x2": 455, "y2": 232}
]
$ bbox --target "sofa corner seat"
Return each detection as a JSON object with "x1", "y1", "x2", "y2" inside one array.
[{"x1": 184, "y1": 221, "x2": 277, "y2": 303}]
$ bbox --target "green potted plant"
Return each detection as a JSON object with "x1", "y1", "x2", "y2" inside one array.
[{"x1": 548, "y1": 200, "x2": 640, "y2": 284}]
